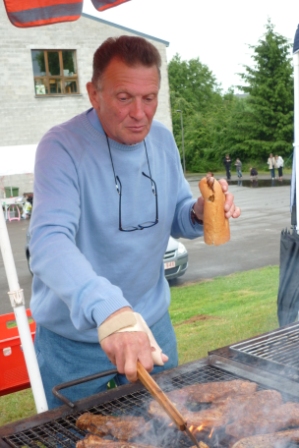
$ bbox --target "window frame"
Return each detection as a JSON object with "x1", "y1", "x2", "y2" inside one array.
[{"x1": 32, "y1": 49, "x2": 80, "y2": 96}]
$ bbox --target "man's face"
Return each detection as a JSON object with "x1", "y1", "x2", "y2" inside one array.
[{"x1": 87, "y1": 58, "x2": 160, "y2": 145}]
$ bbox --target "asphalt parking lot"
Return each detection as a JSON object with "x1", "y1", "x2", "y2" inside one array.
[{"x1": 0, "y1": 174, "x2": 292, "y2": 315}]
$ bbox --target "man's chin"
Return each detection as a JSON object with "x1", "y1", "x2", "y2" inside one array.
[{"x1": 121, "y1": 131, "x2": 149, "y2": 146}]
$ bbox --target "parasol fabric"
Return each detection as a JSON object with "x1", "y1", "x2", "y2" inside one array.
[
  {"x1": 3, "y1": 0, "x2": 130, "y2": 28},
  {"x1": 277, "y1": 228, "x2": 299, "y2": 326},
  {"x1": 294, "y1": 24, "x2": 299, "y2": 53},
  {"x1": 277, "y1": 24, "x2": 299, "y2": 327}
]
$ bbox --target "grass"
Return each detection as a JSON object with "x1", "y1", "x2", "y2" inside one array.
[
  {"x1": 170, "y1": 266, "x2": 279, "y2": 364},
  {"x1": 0, "y1": 265, "x2": 280, "y2": 426}
]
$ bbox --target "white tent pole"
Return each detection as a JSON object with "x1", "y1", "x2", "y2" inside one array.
[
  {"x1": 0, "y1": 208, "x2": 48, "y2": 413},
  {"x1": 294, "y1": 51, "x2": 299, "y2": 230}
]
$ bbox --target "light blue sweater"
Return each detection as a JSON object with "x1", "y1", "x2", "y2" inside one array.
[{"x1": 29, "y1": 108, "x2": 203, "y2": 343}]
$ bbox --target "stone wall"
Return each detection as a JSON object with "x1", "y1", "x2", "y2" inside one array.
[
  {"x1": 0, "y1": 3, "x2": 172, "y2": 188},
  {"x1": 0, "y1": 174, "x2": 34, "y2": 199}
]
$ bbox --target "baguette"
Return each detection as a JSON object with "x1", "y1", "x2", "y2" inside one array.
[{"x1": 198, "y1": 173, "x2": 230, "y2": 246}]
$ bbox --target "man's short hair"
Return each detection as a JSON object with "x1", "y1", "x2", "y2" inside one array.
[{"x1": 92, "y1": 35, "x2": 161, "y2": 85}]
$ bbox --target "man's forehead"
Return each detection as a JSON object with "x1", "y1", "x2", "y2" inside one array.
[{"x1": 98, "y1": 60, "x2": 160, "y2": 91}]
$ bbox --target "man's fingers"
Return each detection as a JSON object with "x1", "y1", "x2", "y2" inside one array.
[
  {"x1": 101, "y1": 331, "x2": 154, "y2": 381},
  {"x1": 218, "y1": 178, "x2": 228, "y2": 192}
]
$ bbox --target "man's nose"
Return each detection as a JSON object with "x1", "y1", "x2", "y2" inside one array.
[{"x1": 129, "y1": 99, "x2": 145, "y2": 119}]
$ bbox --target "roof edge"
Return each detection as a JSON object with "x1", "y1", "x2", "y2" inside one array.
[{"x1": 82, "y1": 12, "x2": 169, "y2": 47}]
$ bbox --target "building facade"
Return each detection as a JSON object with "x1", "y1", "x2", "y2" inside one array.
[{"x1": 0, "y1": 2, "x2": 171, "y2": 195}]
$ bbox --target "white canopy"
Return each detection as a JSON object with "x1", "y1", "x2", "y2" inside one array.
[{"x1": 0, "y1": 144, "x2": 36, "y2": 176}]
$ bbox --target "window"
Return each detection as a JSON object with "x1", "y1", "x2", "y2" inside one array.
[{"x1": 31, "y1": 50, "x2": 79, "y2": 96}]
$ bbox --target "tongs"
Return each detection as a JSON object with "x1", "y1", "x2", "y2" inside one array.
[{"x1": 137, "y1": 361, "x2": 200, "y2": 448}]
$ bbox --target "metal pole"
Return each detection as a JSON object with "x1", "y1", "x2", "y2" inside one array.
[
  {"x1": 0, "y1": 207, "x2": 48, "y2": 413},
  {"x1": 176, "y1": 110, "x2": 186, "y2": 175}
]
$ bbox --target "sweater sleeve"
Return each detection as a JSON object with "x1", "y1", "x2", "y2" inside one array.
[
  {"x1": 29, "y1": 129, "x2": 130, "y2": 332},
  {"x1": 166, "y1": 135, "x2": 203, "y2": 239}
]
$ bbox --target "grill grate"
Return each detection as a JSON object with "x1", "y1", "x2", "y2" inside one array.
[
  {"x1": 229, "y1": 323, "x2": 299, "y2": 381},
  {"x1": 1, "y1": 365, "x2": 242, "y2": 448},
  {"x1": 2, "y1": 361, "x2": 299, "y2": 448}
]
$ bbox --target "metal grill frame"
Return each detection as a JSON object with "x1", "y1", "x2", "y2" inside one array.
[
  {"x1": 3, "y1": 355, "x2": 299, "y2": 448},
  {"x1": 213, "y1": 322, "x2": 299, "y2": 382}
]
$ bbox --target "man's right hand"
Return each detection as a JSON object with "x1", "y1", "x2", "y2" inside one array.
[
  {"x1": 101, "y1": 330, "x2": 154, "y2": 382},
  {"x1": 98, "y1": 308, "x2": 168, "y2": 382}
]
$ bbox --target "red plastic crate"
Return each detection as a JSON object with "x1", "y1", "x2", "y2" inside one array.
[{"x1": 0, "y1": 309, "x2": 36, "y2": 395}]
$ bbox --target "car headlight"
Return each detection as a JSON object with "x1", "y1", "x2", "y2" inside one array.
[{"x1": 177, "y1": 242, "x2": 187, "y2": 255}]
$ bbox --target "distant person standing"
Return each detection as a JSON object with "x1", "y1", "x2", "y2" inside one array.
[
  {"x1": 267, "y1": 153, "x2": 276, "y2": 179},
  {"x1": 223, "y1": 154, "x2": 232, "y2": 180},
  {"x1": 250, "y1": 167, "x2": 258, "y2": 181},
  {"x1": 275, "y1": 155, "x2": 284, "y2": 180},
  {"x1": 235, "y1": 158, "x2": 242, "y2": 178}
]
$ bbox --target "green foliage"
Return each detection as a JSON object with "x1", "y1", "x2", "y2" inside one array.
[
  {"x1": 168, "y1": 21, "x2": 294, "y2": 172},
  {"x1": 239, "y1": 20, "x2": 294, "y2": 159}
]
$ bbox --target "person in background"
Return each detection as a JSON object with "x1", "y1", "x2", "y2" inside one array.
[
  {"x1": 235, "y1": 158, "x2": 242, "y2": 179},
  {"x1": 29, "y1": 35, "x2": 240, "y2": 409},
  {"x1": 250, "y1": 167, "x2": 258, "y2": 181},
  {"x1": 275, "y1": 155, "x2": 284, "y2": 181},
  {"x1": 267, "y1": 153, "x2": 276, "y2": 179},
  {"x1": 223, "y1": 154, "x2": 232, "y2": 180},
  {"x1": 21, "y1": 194, "x2": 33, "y2": 219}
]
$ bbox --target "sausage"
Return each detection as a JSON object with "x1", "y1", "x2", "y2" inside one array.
[{"x1": 198, "y1": 173, "x2": 230, "y2": 246}]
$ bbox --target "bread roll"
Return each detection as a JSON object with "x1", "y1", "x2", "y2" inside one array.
[{"x1": 198, "y1": 173, "x2": 230, "y2": 246}]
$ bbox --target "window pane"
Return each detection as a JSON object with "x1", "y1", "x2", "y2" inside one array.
[
  {"x1": 35, "y1": 79, "x2": 47, "y2": 95},
  {"x1": 65, "y1": 80, "x2": 77, "y2": 93},
  {"x1": 32, "y1": 51, "x2": 46, "y2": 76},
  {"x1": 62, "y1": 50, "x2": 76, "y2": 75},
  {"x1": 48, "y1": 52, "x2": 60, "y2": 76},
  {"x1": 49, "y1": 78, "x2": 62, "y2": 93}
]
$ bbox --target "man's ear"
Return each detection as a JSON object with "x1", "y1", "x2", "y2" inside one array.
[{"x1": 86, "y1": 82, "x2": 99, "y2": 109}]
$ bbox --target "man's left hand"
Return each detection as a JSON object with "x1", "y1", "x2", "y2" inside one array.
[{"x1": 193, "y1": 178, "x2": 241, "y2": 220}]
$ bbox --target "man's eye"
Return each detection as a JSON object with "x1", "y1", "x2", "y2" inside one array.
[
  {"x1": 118, "y1": 95, "x2": 129, "y2": 102},
  {"x1": 144, "y1": 96, "x2": 155, "y2": 102}
]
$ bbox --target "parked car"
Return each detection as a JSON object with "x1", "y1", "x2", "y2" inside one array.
[
  {"x1": 26, "y1": 232, "x2": 188, "y2": 281},
  {"x1": 163, "y1": 236, "x2": 188, "y2": 281}
]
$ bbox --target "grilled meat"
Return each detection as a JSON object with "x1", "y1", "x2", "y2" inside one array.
[
  {"x1": 164, "y1": 379, "x2": 258, "y2": 404},
  {"x1": 225, "y1": 392, "x2": 299, "y2": 439},
  {"x1": 76, "y1": 413, "x2": 151, "y2": 440},
  {"x1": 76, "y1": 434, "x2": 157, "y2": 448},
  {"x1": 147, "y1": 380, "x2": 257, "y2": 420},
  {"x1": 231, "y1": 428, "x2": 299, "y2": 448},
  {"x1": 149, "y1": 387, "x2": 287, "y2": 437}
]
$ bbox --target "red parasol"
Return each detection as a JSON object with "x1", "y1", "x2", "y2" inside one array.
[{"x1": 3, "y1": 0, "x2": 130, "y2": 28}]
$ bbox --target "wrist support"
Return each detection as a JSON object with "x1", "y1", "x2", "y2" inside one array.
[{"x1": 98, "y1": 310, "x2": 137, "y2": 342}]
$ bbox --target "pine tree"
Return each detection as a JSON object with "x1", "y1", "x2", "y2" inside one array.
[{"x1": 239, "y1": 20, "x2": 294, "y2": 159}]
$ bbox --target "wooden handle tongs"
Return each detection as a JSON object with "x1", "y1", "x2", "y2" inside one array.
[{"x1": 137, "y1": 361, "x2": 200, "y2": 448}]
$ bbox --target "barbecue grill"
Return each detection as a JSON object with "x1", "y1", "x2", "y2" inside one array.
[
  {"x1": 3, "y1": 329, "x2": 299, "y2": 448},
  {"x1": 209, "y1": 321, "x2": 299, "y2": 382}
]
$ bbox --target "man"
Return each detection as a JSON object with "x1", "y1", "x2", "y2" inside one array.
[
  {"x1": 223, "y1": 154, "x2": 232, "y2": 180},
  {"x1": 275, "y1": 154, "x2": 284, "y2": 180},
  {"x1": 29, "y1": 35, "x2": 240, "y2": 409},
  {"x1": 267, "y1": 153, "x2": 276, "y2": 179}
]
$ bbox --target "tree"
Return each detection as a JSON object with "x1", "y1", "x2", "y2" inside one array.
[
  {"x1": 168, "y1": 54, "x2": 223, "y2": 171},
  {"x1": 239, "y1": 20, "x2": 294, "y2": 159}
]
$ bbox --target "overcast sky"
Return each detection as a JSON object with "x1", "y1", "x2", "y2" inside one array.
[{"x1": 83, "y1": 0, "x2": 299, "y2": 92}]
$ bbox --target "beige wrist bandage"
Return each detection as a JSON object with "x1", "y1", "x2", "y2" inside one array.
[
  {"x1": 98, "y1": 311, "x2": 137, "y2": 341},
  {"x1": 98, "y1": 312, "x2": 165, "y2": 366}
]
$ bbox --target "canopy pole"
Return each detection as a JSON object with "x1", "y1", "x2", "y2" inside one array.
[
  {"x1": 0, "y1": 208, "x2": 48, "y2": 413},
  {"x1": 294, "y1": 51, "x2": 299, "y2": 231}
]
